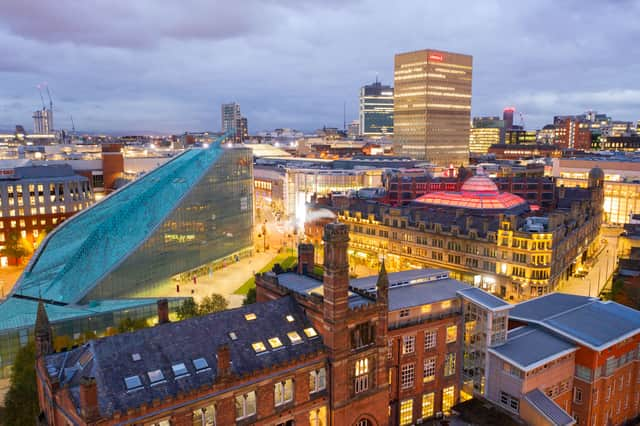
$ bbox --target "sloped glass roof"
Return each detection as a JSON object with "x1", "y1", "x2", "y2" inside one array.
[{"x1": 13, "y1": 140, "x2": 227, "y2": 304}]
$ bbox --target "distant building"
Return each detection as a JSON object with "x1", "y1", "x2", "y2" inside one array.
[
  {"x1": 0, "y1": 160, "x2": 93, "y2": 266},
  {"x1": 359, "y1": 80, "x2": 394, "y2": 137},
  {"x1": 470, "y1": 116, "x2": 505, "y2": 154},
  {"x1": 601, "y1": 135, "x2": 640, "y2": 151},
  {"x1": 503, "y1": 107, "x2": 515, "y2": 130},
  {"x1": 488, "y1": 143, "x2": 562, "y2": 160},
  {"x1": 554, "y1": 117, "x2": 592, "y2": 150},
  {"x1": 310, "y1": 170, "x2": 604, "y2": 301},
  {"x1": 221, "y1": 102, "x2": 248, "y2": 142},
  {"x1": 505, "y1": 129, "x2": 537, "y2": 145},
  {"x1": 393, "y1": 49, "x2": 472, "y2": 166},
  {"x1": 347, "y1": 120, "x2": 360, "y2": 138},
  {"x1": 33, "y1": 108, "x2": 53, "y2": 134}
]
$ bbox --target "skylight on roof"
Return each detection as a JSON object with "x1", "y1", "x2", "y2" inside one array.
[
  {"x1": 171, "y1": 362, "x2": 189, "y2": 378},
  {"x1": 268, "y1": 337, "x2": 283, "y2": 349},
  {"x1": 286, "y1": 315, "x2": 295, "y2": 322},
  {"x1": 124, "y1": 375, "x2": 143, "y2": 391},
  {"x1": 245, "y1": 313, "x2": 257, "y2": 321},
  {"x1": 229, "y1": 332, "x2": 238, "y2": 340},
  {"x1": 131, "y1": 353, "x2": 141, "y2": 361},
  {"x1": 303, "y1": 327, "x2": 318, "y2": 338},
  {"x1": 148, "y1": 369, "x2": 165, "y2": 385},
  {"x1": 287, "y1": 331, "x2": 302, "y2": 344},
  {"x1": 252, "y1": 342, "x2": 267, "y2": 353},
  {"x1": 193, "y1": 357, "x2": 209, "y2": 372}
]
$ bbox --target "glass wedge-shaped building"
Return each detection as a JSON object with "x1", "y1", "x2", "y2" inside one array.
[{"x1": 0, "y1": 140, "x2": 253, "y2": 377}]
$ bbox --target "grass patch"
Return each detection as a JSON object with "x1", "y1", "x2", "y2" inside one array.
[{"x1": 233, "y1": 253, "x2": 297, "y2": 295}]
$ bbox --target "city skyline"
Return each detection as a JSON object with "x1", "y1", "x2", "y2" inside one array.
[{"x1": 0, "y1": 0, "x2": 639, "y2": 133}]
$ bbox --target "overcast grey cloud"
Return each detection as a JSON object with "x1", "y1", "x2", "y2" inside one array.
[{"x1": 0, "y1": 0, "x2": 638, "y2": 133}]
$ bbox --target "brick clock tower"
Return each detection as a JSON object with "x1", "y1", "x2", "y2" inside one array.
[{"x1": 322, "y1": 222, "x2": 389, "y2": 425}]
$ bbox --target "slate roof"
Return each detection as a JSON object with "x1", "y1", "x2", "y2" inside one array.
[
  {"x1": 276, "y1": 269, "x2": 471, "y2": 311},
  {"x1": 510, "y1": 293, "x2": 640, "y2": 351},
  {"x1": 524, "y1": 389, "x2": 575, "y2": 426},
  {"x1": 489, "y1": 326, "x2": 577, "y2": 371},
  {"x1": 44, "y1": 296, "x2": 325, "y2": 417}
]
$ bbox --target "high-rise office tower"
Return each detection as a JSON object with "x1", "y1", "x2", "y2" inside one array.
[
  {"x1": 33, "y1": 108, "x2": 53, "y2": 134},
  {"x1": 221, "y1": 102, "x2": 247, "y2": 142},
  {"x1": 503, "y1": 107, "x2": 515, "y2": 130},
  {"x1": 393, "y1": 49, "x2": 472, "y2": 166},
  {"x1": 470, "y1": 116, "x2": 505, "y2": 154},
  {"x1": 221, "y1": 102, "x2": 241, "y2": 133},
  {"x1": 359, "y1": 80, "x2": 394, "y2": 137}
]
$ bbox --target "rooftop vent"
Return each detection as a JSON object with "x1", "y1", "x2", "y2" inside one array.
[
  {"x1": 171, "y1": 362, "x2": 189, "y2": 378},
  {"x1": 286, "y1": 315, "x2": 295, "y2": 322},
  {"x1": 131, "y1": 353, "x2": 141, "y2": 362},
  {"x1": 193, "y1": 357, "x2": 209, "y2": 372},
  {"x1": 147, "y1": 369, "x2": 165, "y2": 386},
  {"x1": 124, "y1": 375, "x2": 143, "y2": 391}
]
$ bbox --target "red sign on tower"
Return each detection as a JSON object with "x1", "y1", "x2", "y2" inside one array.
[{"x1": 428, "y1": 53, "x2": 444, "y2": 62}]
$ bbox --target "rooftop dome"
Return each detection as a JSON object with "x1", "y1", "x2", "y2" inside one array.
[
  {"x1": 414, "y1": 175, "x2": 527, "y2": 211},
  {"x1": 460, "y1": 175, "x2": 499, "y2": 193}
]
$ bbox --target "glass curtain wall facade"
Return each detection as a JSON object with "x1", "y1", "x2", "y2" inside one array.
[
  {"x1": 84, "y1": 148, "x2": 253, "y2": 300},
  {"x1": 359, "y1": 81, "x2": 394, "y2": 137},
  {"x1": 393, "y1": 49, "x2": 472, "y2": 166}
]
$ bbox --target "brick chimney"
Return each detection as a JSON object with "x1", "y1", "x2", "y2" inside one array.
[
  {"x1": 216, "y1": 345, "x2": 232, "y2": 377},
  {"x1": 79, "y1": 376, "x2": 99, "y2": 421},
  {"x1": 157, "y1": 299, "x2": 169, "y2": 324},
  {"x1": 297, "y1": 242, "x2": 315, "y2": 275}
]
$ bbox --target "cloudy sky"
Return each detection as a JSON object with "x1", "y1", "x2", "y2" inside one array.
[{"x1": 1, "y1": 0, "x2": 639, "y2": 134}]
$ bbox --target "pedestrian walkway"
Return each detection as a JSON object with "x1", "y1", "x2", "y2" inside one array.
[
  {"x1": 558, "y1": 235, "x2": 618, "y2": 297},
  {"x1": 140, "y1": 249, "x2": 279, "y2": 308}
]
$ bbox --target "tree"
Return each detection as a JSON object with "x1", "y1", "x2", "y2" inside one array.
[
  {"x1": 242, "y1": 287, "x2": 256, "y2": 306},
  {"x1": 3, "y1": 342, "x2": 38, "y2": 426},
  {"x1": 176, "y1": 298, "x2": 199, "y2": 320},
  {"x1": 198, "y1": 293, "x2": 228, "y2": 315},
  {"x1": 0, "y1": 231, "x2": 29, "y2": 265}
]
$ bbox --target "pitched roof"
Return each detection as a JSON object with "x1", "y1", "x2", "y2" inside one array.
[
  {"x1": 44, "y1": 296, "x2": 325, "y2": 417},
  {"x1": 457, "y1": 287, "x2": 512, "y2": 311},
  {"x1": 489, "y1": 326, "x2": 577, "y2": 371},
  {"x1": 510, "y1": 293, "x2": 640, "y2": 351},
  {"x1": 524, "y1": 389, "x2": 575, "y2": 426}
]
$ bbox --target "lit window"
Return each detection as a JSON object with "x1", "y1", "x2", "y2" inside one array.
[
  {"x1": 446, "y1": 325, "x2": 457, "y2": 343},
  {"x1": 422, "y1": 392, "x2": 434, "y2": 419},
  {"x1": 286, "y1": 315, "x2": 295, "y2": 322},
  {"x1": 244, "y1": 313, "x2": 257, "y2": 321},
  {"x1": 268, "y1": 337, "x2": 283, "y2": 349},
  {"x1": 252, "y1": 342, "x2": 267, "y2": 353},
  {"x1": 354, "y1": 358, "x2": 369, "y2": 394},
  {"x1": 400, "y1": 398, "x2": 413, "y2": 426},
  {"x1": 309, "y1": 368, "x2": 327, "y2": 393},
  {"x1": 147, "y1": 369, "x2": 165, "y2": 385},
  {"x1": 171, "y1": 362, "x2": 189, "y2": 378},
  {"x1": 442, "y1": 386, "x2": 456, "y2": 413},
  {"x1": 274, "y1": 378, "x2": 294, "y2": 406},
  {"x1": 304, "y1": 327, "x2": 318, "y2": 338},
  {"x1": 235, "y1": 391, "x2": 256, "y2": 420},
  {"x1": 124, "y1": 375, "x2": 143, "y2": 391},
  {"x1": 444, "y1": 353, "x2": 456, "y2": 376},
  {"x1": 287, "y1": 331, "x2": 302, "y2": 344}
]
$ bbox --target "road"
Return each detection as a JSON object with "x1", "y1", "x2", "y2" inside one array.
[{"x1": 558, "y1": 230, "x2": 620, "y2": 297}]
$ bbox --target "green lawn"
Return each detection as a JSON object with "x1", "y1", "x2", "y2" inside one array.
[{"x1": 233, "y1": 253, "x2": 297, "y2": 295}]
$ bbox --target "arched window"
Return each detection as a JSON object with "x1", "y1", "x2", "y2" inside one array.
[{"x1": 355, "y1": 419, "x2": 372, "y2": 426}]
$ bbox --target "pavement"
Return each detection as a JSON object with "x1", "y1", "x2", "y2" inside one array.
[{"x1": 558, "y1": 232, "x2": 620, "y2": 297}]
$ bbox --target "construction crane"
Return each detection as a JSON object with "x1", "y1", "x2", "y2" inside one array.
[
  {"x1": 70, "y1": 115, "x2": 76, "y2": 134},
  {"x1": 36, "y1": 84, "x2": 46, "y2": 109},
  {"x1": 45, "y1": 85, "x2": 53, "y2": 111}
]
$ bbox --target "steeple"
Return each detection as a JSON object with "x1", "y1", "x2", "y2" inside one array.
[
  {"x1": 376, "y1": 259, "x2": 389, "y2": 306},
  {"x1": 35, "y1": 301, "x2": 53, "y2": 358}
]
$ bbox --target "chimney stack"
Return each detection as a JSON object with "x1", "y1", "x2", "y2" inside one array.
[
  {"x1": 297, "y1": 242, "x2": 315, "y2": 275},
  {"x1": 157, "y1": 299, "x2": 169, "y2": 324},
  {"x1": 217, "y1": 345, "x2": 232, "y2": 378},
  {"x1": 79, "y1": 376, "x2": 99, "y2": 421}
]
